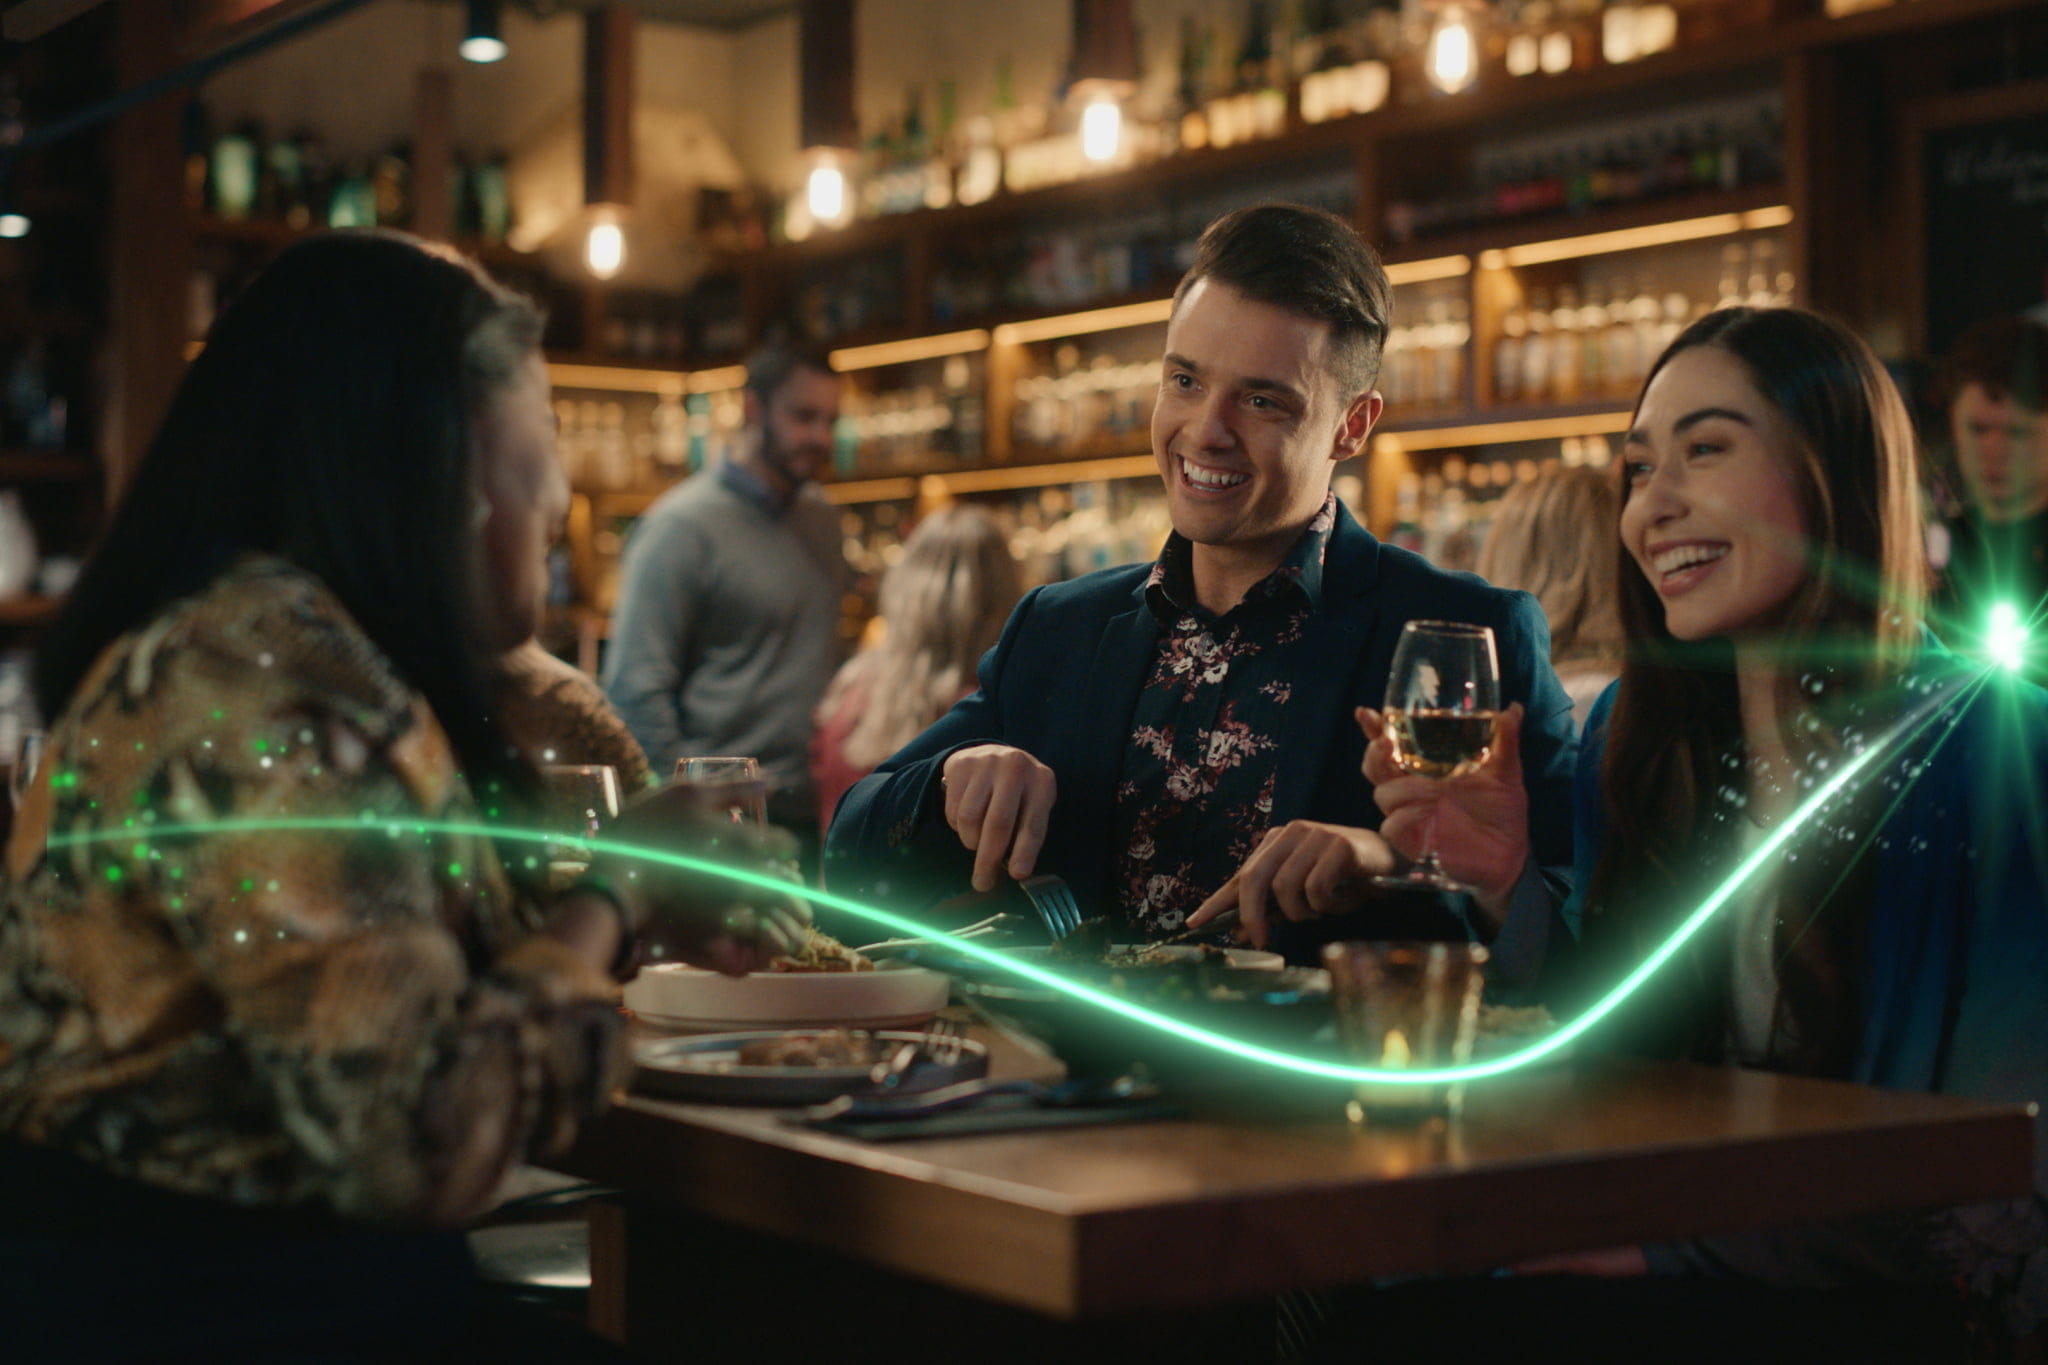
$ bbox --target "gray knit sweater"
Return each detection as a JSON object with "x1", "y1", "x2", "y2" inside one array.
[{"x1": 601, "y1": 464, "x2": 845, "y2": 824}]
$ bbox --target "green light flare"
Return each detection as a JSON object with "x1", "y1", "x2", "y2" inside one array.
[
  {"x1": 43, "y1": 675, "x2": 1984, "y2": 1087},
  {"x1": 1987, "y1": 601, "x2": 2029, "y2": 673}
]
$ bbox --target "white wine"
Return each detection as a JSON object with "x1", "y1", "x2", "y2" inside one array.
[{"x1": 1386, "y1": 708, "x2": 1498, "y2": 779}]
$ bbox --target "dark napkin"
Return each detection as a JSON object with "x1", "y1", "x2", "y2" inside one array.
[{"x1": 793, "y1": 1093, "x2": 1185, "y2": 1142}]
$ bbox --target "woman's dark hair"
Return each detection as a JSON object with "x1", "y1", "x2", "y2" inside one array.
[
  {"x1": 1584, "y1": 306, "x2": 1926, "y2": 1071},
  {"x1": 35, "y1": 230, "x2": 545, "y2": 793}
]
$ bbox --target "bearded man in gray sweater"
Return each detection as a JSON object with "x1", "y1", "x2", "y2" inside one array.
[{"x1": 603, "y1": 339, "x2": 848, "y2": 851}]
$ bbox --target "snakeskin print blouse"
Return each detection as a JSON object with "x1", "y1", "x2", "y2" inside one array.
[{"x1": 0, "y1": 556, "x2": 624, "y2": 1224}]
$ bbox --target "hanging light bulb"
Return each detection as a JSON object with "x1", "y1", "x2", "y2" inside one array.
[
  {"x1": 460, "y1": 0, "x2": 508, "y2": 64},
  {"x1": 1079, "y1": 91, "x2": 1123, "y2": 163},
  {"x1": 1427, "y1": 5, "x2": 1478, "y2": 95},
  {"x1": 806, "y1": 151, "x2": 850, "y2": 227},
  {"x1": 586, "y1": 207, "x2": 624, "y2": 279}
]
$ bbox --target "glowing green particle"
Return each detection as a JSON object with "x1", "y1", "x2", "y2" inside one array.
[
  {"x1": 211, "y1": 709, "x2": 225, "y2": 721},
  {"x1": 239, "y1": 878, "x2": 255, "y2": 893},
  {"x1": 253, "y1": 739, "x2": 268, "y2": 754},
  {"x1": 448, "y1": 862, "x2": 464, "y2": 878},
  {"x1": 104, "y1": 865, "x2": 122, "y2": 883}
]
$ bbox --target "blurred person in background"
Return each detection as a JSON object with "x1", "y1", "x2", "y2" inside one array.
[
  {"x1": 1337, "y1": 307, "x2": 2048, "y2": 1358},
  {"x1": 810, "y1": 504, "x2": 1023, "y2": 831},
  {"x1": 0, "y1": 232, "x2": 805, "y2": 1363},
  {"x1": 1937, "y1": 315, "x2": 2048, "y2": 683},
  {"x1": 1474, "y1": 464, "x2": 1626, "y2": 728},
  {"x1": 603, "y1": 336, "x2": 849, "y2": 870}
]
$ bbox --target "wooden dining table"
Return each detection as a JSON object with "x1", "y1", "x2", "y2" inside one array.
[{"x1": 552, "y1": 1023, "x2": 2035, "y2": 1362}]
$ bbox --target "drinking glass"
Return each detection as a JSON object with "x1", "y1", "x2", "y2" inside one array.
[
  {"x1": 7, "y1": 729, "x2": 44, "y2": 810},
  {"x1": 1325, "y1": 940, "x2": 1488, "y2": 1125},
  {"x1": 1370, "y1": 619, "x2": 1500, "y2": 895},
  {"x1": 541, "y1": 763, "x2": 622, "y2": 890},
  {"x1": 672, "y1": 756, "x2": 768, "y2": 826}
]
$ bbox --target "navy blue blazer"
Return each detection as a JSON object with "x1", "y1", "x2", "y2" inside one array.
[{"x1": 824, "y1": 502, "x2": 1578, "y2": 963}]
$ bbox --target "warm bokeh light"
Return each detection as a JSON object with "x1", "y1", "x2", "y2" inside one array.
[
  {"x1": 1080, "y1": 96, "x2": 1122, "y2": 163},
  {"x1": 1428, "y1": 8, "x2": 1478, "y2": 94},
  {"x1": 0, "y1": 212, "x2": 29, "y2": 239},
  {"x1": 585, "y1": 212, "x2": 624, "y2": 278},
  {"x1": 806, "y1": 161, "x2": 848, "y2": 227}
]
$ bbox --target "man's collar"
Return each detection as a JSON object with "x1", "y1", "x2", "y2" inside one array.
[
  {"x1": 717, "y1": 457, "x2": 793, "y2": 515},
  {"x1": 1144, "y1": 493, "x2": 1339, "y2": 624}
]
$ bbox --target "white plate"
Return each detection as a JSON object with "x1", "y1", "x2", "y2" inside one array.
[
  {"x1": 1003, "y1": 943, "x2": 1287, "y2": 972},
  {"x1": 633, "y1": 1029, "x2": 989, "y2": 1105},
  {"x1": 622, "y1": 961, "x2": 951, "y2": 1033}
]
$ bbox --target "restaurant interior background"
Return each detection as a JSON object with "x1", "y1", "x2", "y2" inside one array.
[{"x1": 0, "y1": 0, "x2": 2043, "y2": 724}]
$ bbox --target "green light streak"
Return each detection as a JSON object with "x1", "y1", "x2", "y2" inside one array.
[{"x1": 43, "y1": 674, "x2": 1985, "y2": 1087}]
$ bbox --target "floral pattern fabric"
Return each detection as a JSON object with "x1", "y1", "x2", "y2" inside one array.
[
  {"x1": 1110, "y1": 496, "x2": 1337, "y2": 935},
  {"x1": 0, "y1": 556, "x2": 624, "y2": 1224}
]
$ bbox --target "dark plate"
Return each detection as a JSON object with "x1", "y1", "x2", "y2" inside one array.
[
  {"x1": 960, "y1": 965, "x2": 1353, "y2": 1115},
  {"x1": 633, "y1": 1029, "x2": 990, "y2": 1106}
]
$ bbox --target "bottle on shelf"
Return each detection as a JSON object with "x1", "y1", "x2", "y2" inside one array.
[
  {"x1": 1494, "y1": 296, "x2": 1527, "y2": 405},
  {"x1": 1745, "y1": 238, "x2": 1779, "y2": 309},
  {"x1": 1521, "y1": 288, "x2": 1554, "y2": 405},
  {"x1": 1549, "y1": 285, "x2": 1583, "y2": 404},
  {"x1": 1715, "y1": 243, "x2": 1746, "y2": 311},
  {"x1": 1578, "y1": 284, "x2": 1608, "y2": 399},
  {"x1": 1603, "y1": 280, "x2": 1637, "y2": 399}
]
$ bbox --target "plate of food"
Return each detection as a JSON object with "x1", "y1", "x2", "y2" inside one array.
[
  {"x1": 623, "y1": 927, "x2": 950, "y2": 1032},
  {"x1": 633, "y1": 1028, "x2": 990, "y2": 1105},
  {"x1": 1006, "y1": 942, "x2": 1287, "y2": 973}
]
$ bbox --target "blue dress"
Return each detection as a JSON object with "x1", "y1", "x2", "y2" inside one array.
[{"x1": 1569, "y1": 649, "x2": 2048, "y2": 1330}]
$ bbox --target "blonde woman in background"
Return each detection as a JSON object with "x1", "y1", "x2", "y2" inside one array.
[
  {"x1": 812, "y1": 505, "x2": 1025, "y2": 830},
  {"x1": 1474, "y1": 464, "x2": 1625, "y2": 727}
]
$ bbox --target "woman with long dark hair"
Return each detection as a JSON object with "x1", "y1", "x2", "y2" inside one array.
[
  {"x1": 1350, "y1": 307, "x2": 2048, "y2": 1353},
  {"x1": 0, "y1": 231, "x2": 805, "y2": 1360}
]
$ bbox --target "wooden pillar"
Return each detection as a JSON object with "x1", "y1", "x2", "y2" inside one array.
[
  {"x1": 106, "y1": 0, "x2": 194, "y2": 498},
  {"x1": 411, "y1": 67, "x2": 454, "y2": 243}
]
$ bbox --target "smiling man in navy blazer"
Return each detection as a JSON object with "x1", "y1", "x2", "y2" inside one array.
[{"x1": 825, "y1": 203, "x2": 1577, "y2": 973}]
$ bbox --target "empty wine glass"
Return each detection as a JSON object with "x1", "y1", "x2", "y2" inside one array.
[
  {"x1": 671, "y1": 756, "x2": 767, "y2": 826},
  {"x1": 1370, "y1": 620, "x2": 1500, "y2": 895},
  {"x1": 8, "y1": 729, "x2": 45, "y2": 811},
  {"x1": 541, "y1": 763, "x2": 622, "y2": 890}
]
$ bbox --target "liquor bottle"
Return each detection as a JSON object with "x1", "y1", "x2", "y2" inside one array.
[
  {"x1": 1438, "y1": 297, "x2": 1471, "y2": 409},
  {"x1": 1628, "y1": 275, "x2": 1661, "y2": 382},
  {"x1": 1493, "y1": 298, "x2": 1526, "y2": 405},
  {"x1": 1604, "y1": 280, "x2": 1638, "y2": 397},
  {"x1": 1521, "y1": 289, "x2": 1553, "y2": 404},
  {"x1": 1745, "y1": 239, "x2": 1777, "y2": 309},
  {"x1": 1578, "y1": 284, "x2": 1608, "y2": 397},
  {"x1": 1715, "y1": 243, "x2": 1745, "y2": 311},
  {"x1": 1549, "y1": 285, "x2": 1582, "y2": 404},
  {"x1": 210, "y1": 121, "x2": 261, "y2": 220},
  {"x1": 1177, "y1": 16, "x2": 1211, "y2": 150}
]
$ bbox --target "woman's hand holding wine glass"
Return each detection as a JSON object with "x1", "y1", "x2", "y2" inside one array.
[{"x1": 1362, "y1": 620, "x2": 1528, "y2": 923}]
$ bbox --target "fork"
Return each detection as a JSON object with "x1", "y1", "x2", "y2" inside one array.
[
  {"x1": 861, "y1": 1016, "x2": 966, "y2": 1098},
  {"x1": 1016, "y1": 874, "x2": 1083, "y2": 941}
]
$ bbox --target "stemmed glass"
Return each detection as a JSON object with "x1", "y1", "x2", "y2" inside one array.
[
  {"x1": 540, "y1": 763, "x2": 623, "y2": 889},
  {"x1": 1370, "y1": 620, "x2": 1500, "y2": 895},
  {"x1": 671, "y1": 756, "x2": 767, "y2": 826},
  {"x1": 7, "y1": 729, "x2": 45, "y2": 811}
]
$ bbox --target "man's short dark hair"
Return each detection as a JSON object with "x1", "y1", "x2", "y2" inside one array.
[
  {"x1": 1943, "y1": 315, "x2": 2048, "y2": 411},
  {"x1": 1173, "y1": 202, "x2": 1392, "y2": 397},
  {"x1": 745, "y1": 334, "x2": 837, "y2": 408}
]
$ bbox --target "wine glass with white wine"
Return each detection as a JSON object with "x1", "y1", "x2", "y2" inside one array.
[{"x1": 1370, "y1": 620, "x2": 1500, "y2": 895}]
